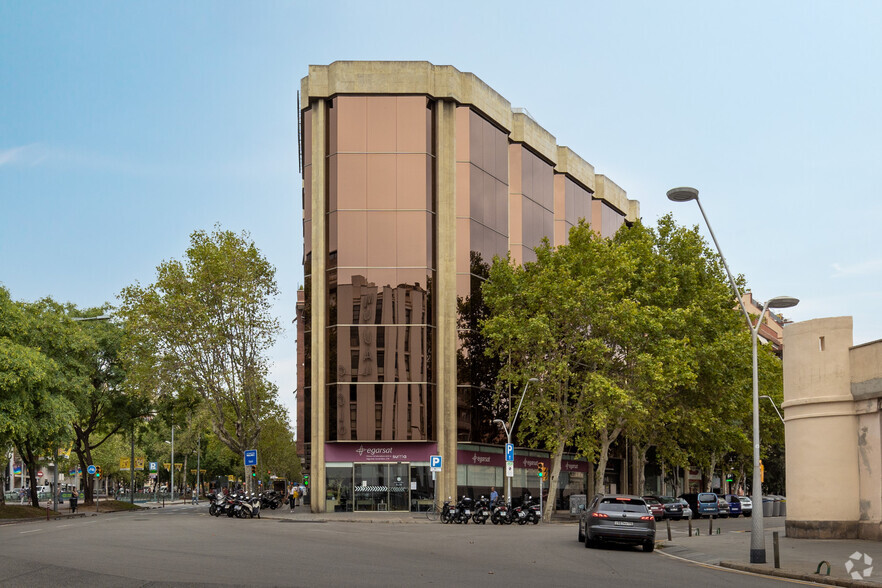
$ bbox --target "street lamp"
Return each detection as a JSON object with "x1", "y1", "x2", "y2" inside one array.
[
  {"x1": 667, "y1": 186, "x2": 798, "y2": 564},
  {"x1": 493, "y1": 377, "x2": 539, "y2": 505}
]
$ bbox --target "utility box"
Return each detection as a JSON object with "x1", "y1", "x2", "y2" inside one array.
[{"x1": 569, "y1": 494, "x2": 587, "y2": 515}]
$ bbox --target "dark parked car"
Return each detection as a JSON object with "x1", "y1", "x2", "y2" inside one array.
[
  {"x1": 578, "y1": 494, "x2": 656, "y2": 552},
  {"x1": 642, "y1": 496, "x2": 665, "y2": 521},
  {"x1": 724, "y1": 494, "x2": 742, "y2": 517},
  {"x1": 656, "y1": 496, "x2": 685, "y2": 520},
  {"x1": 679, "y1": 492, "x2": 720, "y2": 518},
  {"x1": 716, "y1": 496, "x2": 730, "y2": 518}
]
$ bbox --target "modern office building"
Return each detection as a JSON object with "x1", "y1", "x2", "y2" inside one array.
[{"x1": 297, "y1": 62, "x2": 640, "y2": 512}]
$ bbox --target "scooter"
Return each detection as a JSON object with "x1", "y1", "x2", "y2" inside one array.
[
  {"x1": 471, "y1": 496, "x2": 491, "y2": 524},
  {"x1": 237, "y1": 493, "x2": 261, "y2": 519},
  {"x1": 490, "y1": 496, "x2": 512, "y2": 525},
  {"x1": 441, "y1": 497, "x2": 456, "y2": 524},
  {"x1": 454, "y1": 496, "x2": 474, "y2": 524}
]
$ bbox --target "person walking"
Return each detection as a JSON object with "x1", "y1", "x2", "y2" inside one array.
[
  {"x1": 489, "y1": 487, "x2": 499, "y2": 507},
  {"x1": 70, "y1": 488, "x2": 79, "y2": 513},
  {"x1": 288, "y1": 484, "x2": 298, "y2": 511}
]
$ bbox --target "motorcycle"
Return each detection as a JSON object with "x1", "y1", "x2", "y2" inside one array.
[
  {"x1": 471, "y1": 496, "x2": 491, "y2": 524},
  {"x1": 260, "y1": 490, "x2": 283, "y2": 510},
  {"x1": 511, "y1": 495, "x2": 540, "y2": 525},
  {"x1": 490, "y1": 496, "x2": 512, "y2": 525},
  {"x1": 441, "y1": 497, "x2": 456, "y2": 524},
  {"x1": 454, "y1": 496, "x2": 474, "y2": 524}
]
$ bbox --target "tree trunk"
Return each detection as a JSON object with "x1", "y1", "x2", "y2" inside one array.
[
  {"x1": 705, "y1": 455, "x2": 717, "y2": 492},
  {"x1": 594, "y1": 427, "x2": 622, "y2": 494},
  {"x1": 635, "y1": 444, "x2": 650, "y2": 496},
  {"x1": 542, "y1": 438, "x2": 566, "y2": 522}
]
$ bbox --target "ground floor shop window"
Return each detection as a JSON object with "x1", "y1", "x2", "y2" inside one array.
[{"x1": 325, "y1": 462, "x2": 432, "y2": 512}]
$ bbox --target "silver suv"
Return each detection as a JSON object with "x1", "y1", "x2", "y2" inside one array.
[{"x1": 577, "y1": 494, "x2": 656, "y2": 552}]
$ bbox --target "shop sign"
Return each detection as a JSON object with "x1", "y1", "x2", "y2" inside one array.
[{"x1": 325, "y1": 442, "x2": 437, "y2": 463}]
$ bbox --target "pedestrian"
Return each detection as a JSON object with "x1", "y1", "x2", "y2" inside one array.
[
  {"x1": 19, "y1": 487, "x2": 26, "y2": 505},
  {"x1": 489, "y1": 486, "x2": 498, "y2": 507},
  {"x1": 289, "y1": 484, "x2": 298, "y2": 511},
  {"x1": 70, "y1": 488, "x2": 79, "y2": 513}
]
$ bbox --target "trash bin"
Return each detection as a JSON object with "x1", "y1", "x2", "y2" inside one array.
[
  {"x1": 773, "y1": 495, "x2": 783, "y2": 517},
  {"x1": 569, "y1": 494, "x2": 586, "y2": 515},
  {"x1": 763, "y1": 496, "x2": 774, "y2": 517},
  {"x1": 780, "y1": 496, "x2": 786, "y2": 517}
]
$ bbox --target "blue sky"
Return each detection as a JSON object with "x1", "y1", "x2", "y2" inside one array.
[{"x1": 2, "y1": 2, "x2": 881, "y2": 426}]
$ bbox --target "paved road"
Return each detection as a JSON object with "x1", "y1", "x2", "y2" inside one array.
[{"x1": 0, "y1": 505, "x2": 820, "y2": 587}]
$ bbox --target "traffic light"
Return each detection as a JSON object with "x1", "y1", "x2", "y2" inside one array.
[
  {"x1": 303, "y1": 474, "x2": 309, "y2": 486},
  {"x1": 537, "y1": 462, "x2": 546, "y2": 478},
  {"x1": 251, "y1": 466, "x2": 257, "y2": 477},
  {"x1": 96, "y1": 466, "x2": 102, "y2": 478}
]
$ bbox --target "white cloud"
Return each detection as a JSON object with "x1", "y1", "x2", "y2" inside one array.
[
  {"x1": 0, "y1": 144, "x2": 47, "y2": 167},
  {"x1": 831, "y1": 260, "x2": 882, "y2": 278}
]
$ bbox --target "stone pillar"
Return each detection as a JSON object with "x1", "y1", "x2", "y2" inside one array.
[
  {"x1": 309, "y1": 98, "x2": 328, "y2": 513},
  {"x1": 435, "y1": 99, "x2": 458, "y2": 502},
  {"x1": 783, "y1": 317, "x2": 858, "y2": 537}
]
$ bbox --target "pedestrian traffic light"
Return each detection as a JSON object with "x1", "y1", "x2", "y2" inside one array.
[
  {"x1": 303, "y1": 474, "x2": 309, "y2": 486},
  {"x1": 251, "y1": 466, "x2": 257, "y2": 476},
  {"x1": 96, "y1": 466, "x2": 102, "y2": 478},
  {"x1": 537, "y1": 462, "x2": 546, "y2": 478}
]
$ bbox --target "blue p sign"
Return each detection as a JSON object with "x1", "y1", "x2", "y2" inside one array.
[
  {"x1": 430, "y1": 455, "x2": 442, "y2": 469},
  {"x1": 505, "y1": 443, "x2": 514, "y2": 461}
]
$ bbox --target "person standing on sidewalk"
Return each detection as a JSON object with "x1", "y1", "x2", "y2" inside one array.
[{"x1": 70, "y1": 488, "x2": 79, "y2": 513}]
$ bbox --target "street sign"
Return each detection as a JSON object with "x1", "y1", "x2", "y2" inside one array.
[
  {"x1": 505, "y1": 443, "x2": 514, "y2": 461},
  {"x1": 87, "y1": 465, "x2": 96, "y2": 475},
  {"x1": 244, "y1": 450, "x2": 257, "y2": 466},
  {"x1": 37, "y1": 471, "x2": 43, "y2": 478},
  {"x1": 506, "y1": 461, "x2": 514, "y2": 478},
  {"x1": 149, "y1": 462, "x2": 158, "y2": 472},
  {"x1": 430, "y1": 455, "x2": 442, "y2": 472}
]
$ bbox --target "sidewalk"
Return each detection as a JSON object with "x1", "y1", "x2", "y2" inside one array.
[{"x1": 657, "y1": 517, "x2": 882, "y2": 587}]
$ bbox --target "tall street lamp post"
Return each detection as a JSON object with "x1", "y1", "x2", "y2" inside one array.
[
  {"x1": 493, "y1": 378, "x2": 538, "y2": 505},
  {"x1": 667, "y1": 187, "x2": 798, "y2": 564}
]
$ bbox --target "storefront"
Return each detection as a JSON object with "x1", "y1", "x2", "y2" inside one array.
[{"x1": 324, "y1": 442, "x2": 436, "y2": 512}]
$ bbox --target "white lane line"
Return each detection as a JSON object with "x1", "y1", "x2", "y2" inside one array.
[
  {"x1": 20, "y1": 529, "x2": 44, "y2": 534},
  {"x1": 57, "y1": 524, "x2": 72, "y2": 528}
]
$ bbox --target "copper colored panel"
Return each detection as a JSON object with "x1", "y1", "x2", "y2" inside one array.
[
  {"x1": 336, "y1": 153, "x2": 367, "y2": 210},
  {"x1": 395, "y1": 96, "x2": 429, "y2": 153},
  {"x1": 509, "y1": 192, "x2": 523, "y2": 245},
  {"x1": 366, "y1": 211, "x2": 397, "y2": 266},
  {"x1": 336, "y1": 211, "x2": 367, "y2": 268},
  {"x1": 336, "y1": 96, "x2": 367, "y2": 153},
  {"x1": 456, "y1": 273, "x2": 470, "y2": 300},
  {"x1": 302, "y1": 108, "x2": 312, "y2": 167},
  {"x1": 303, "y1": 165, "x2": 313, "y2": 223},
  {"x1": 494, "y1": 124, "x2": 508, "y2": 183},
  {"x1": 469, "y1": 109, "x2": 483, "y2": 169},
  {"x1": 366, "y1": 154, "x2": 396, "y2": 209},
  {"x1": 455, "y1": 106, "x2": 470, "y2": 161},
  {"x1": 508, "y1": 143, "x2": 522, "y2": 195},
  {"x1": 328, "y1": 98, "x2": 338, "y2": 155},
  {"x1": 396, "y1": 154, "x2": 428, "y2": 210},
  {"x1": 366, "y1": 96, "x2": 396, "y2": 152},
  {"x1": 495, "y1": 179, "x2": 507, "y2": 235},
  {"x1": 328, "y1": 210, "x2": 338, "y2": 253},
  {"x1": 396, "y1": 211, "x2": 429, "y2": 267},
  {"x1": 328, "y1": 154, "x2": 338, "y2": 212},
  {"x1": 303, "y1": 218, "x2": 312, "y2": 257},
  {"x1": 456, "y1": 161, "x2": 471, "y2": 218},
  {"x1": 468, "y1": 166, "x2": 482, "y2": 221},
  {"x1": 482, "y1": 118, "x2": 495, "y2": 178},
  {"x1": 456, "y1": 218, "x2": 471, "y2": 274}
]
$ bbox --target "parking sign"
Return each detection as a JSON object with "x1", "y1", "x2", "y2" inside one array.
[
  {"x1": 505, "y1": 443, "x2": 514, "y2": 461},
  {"x1": 430, "y1": 455, "x2": 442, "y2": 472}
]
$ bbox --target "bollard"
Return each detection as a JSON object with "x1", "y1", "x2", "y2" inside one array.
[
  {"x1": 709, "y1": 516, "x2": 713, "y2": 536},
  {"x1": 816, "y1": 561, "x2": 831, "y2": 576},
  {"x1": 46, "y1": 506, "x2": 50, "y2": 521},
  {"x1": 773, "y1": 532, "x2": 780, "y2": 568},
  {"x1": 688, "y1": 518, "x2": 693, "y2": 537},
  {"x1": 695, "y1": 528, "x2": 700, "y2": 536},
  {"x1": 666, "y1": 519, "x2": 672, "y2": 541},
  {"x1": 716, "y1": 527, "x2": 721, "y2": 535}
]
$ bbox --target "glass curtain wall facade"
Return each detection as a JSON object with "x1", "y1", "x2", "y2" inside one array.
[{"x1": 298, "y1": 62, "x2": 640, "y2": 512}]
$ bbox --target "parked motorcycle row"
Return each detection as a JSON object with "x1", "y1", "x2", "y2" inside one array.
[
  {"x1": 207, "y1": 489, "x2": 283, "y2": 519},
  {"x1": 440, "y1": 494, "x2": 541, "y2": 525}
]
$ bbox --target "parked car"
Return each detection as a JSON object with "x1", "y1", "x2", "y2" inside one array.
[
  {"x1": 679, "y1": 492, "x2": 720, "y2": 518},
  {"x1": 677, "y1": 498, "x2": 693, "y2": 519},
  {"x1": 716, "y1": 496, "x2": 730, "y2": 518},
  {"x1": 577, "y1": 494, "x2": 656, "y2": 552},
  {"x1": 641, "y1": 496, "x2": 666, "y2": 521},
  {"x1": 724, "y1": 494, "x2": 743, "y2": 517},
  {"x1": 737, "y1": 496, "x2": 753, "y2": 517},
  {"x1": 655, "y1": 496, "x2": 685, "y2": 520}
]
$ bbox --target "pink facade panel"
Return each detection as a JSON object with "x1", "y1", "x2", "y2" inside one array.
[
  {"x1": 366, "y1": 96, "x2": 397, "y2": 152},
  {"x1": 335, "y1": 96, "x2": 368, "y2": 153},
  {"x1": 336, "y1": 154, "x2": 367, "y2": 209},
  {"x1": 324, "y1": 442, "x2": 437, "y2": 463},
  {"x1": 395, "y1": 96, "x2": 430, "y2": 153},
  {"x1": 366, "y1": 154, "x2": 396, "y2": 209}
]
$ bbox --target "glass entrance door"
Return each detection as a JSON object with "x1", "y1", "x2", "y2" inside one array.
[{"x1": 352, "y1": 463, "x2": 411, "y2": 511}]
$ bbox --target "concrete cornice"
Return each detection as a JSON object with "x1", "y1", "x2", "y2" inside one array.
[
  {"x1": 595, "y1": 175, "x2": 639, "y2": 223},
  {"x1": 301, "y1": 61, "x2": 513, "y2": 132},
  {"x1": 555, "y1": 146, "x2": 595, "y2": 193},
  {"x1": 510, "y1": 112, "x2": 557, "y2": 165}
]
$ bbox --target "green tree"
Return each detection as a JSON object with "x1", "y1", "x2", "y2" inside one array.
[
  {"x1": 119, "y1": 227, "x2": 282, "y2": 460},
  {"x1": 0, "y1": 290, "x2": 82, "y2": 506}
]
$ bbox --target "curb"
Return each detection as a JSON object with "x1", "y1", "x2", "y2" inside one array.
[{"x1": 720, "y1": 561, "x2": 880, "y2": 587}]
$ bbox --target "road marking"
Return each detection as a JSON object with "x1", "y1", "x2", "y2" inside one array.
[
  {"x1": 20, "y1": 529, "x2": 43, "y2": 534},
  {"x1": 657, "y1": 549, "x2": 820, "y2": 585},
  {"x1": 57, "y1": 524, "x2": 72, "y2": 528}
]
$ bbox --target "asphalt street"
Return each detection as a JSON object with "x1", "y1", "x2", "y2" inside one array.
[{"x1": 0, "y1": 504, "x2": 824, "y2": 587}]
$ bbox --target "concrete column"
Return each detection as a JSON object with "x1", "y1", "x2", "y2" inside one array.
[
  {"x1": 435, "y1": 99, "x2": 458, "y2": 502},
  {"x1": 783, "y1": 317, "x2": 858, "y2": 537},
  {"x1": 310, "y1": 98, "x2": 328, "y2": 513}
]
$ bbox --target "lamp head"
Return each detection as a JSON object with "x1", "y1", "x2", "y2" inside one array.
[
  {"x1": 666, "y1": 187, "x2": 699, "y2": 202},
  {"x1": 767, "y1": 296, "x2": 799, "y2": 309},
  {"x1": 492, "y1": 419, "x2": 505, "y2": 427},
  {"x1": 528, "y1": 377, "x2": 539, "y2": 383}
]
